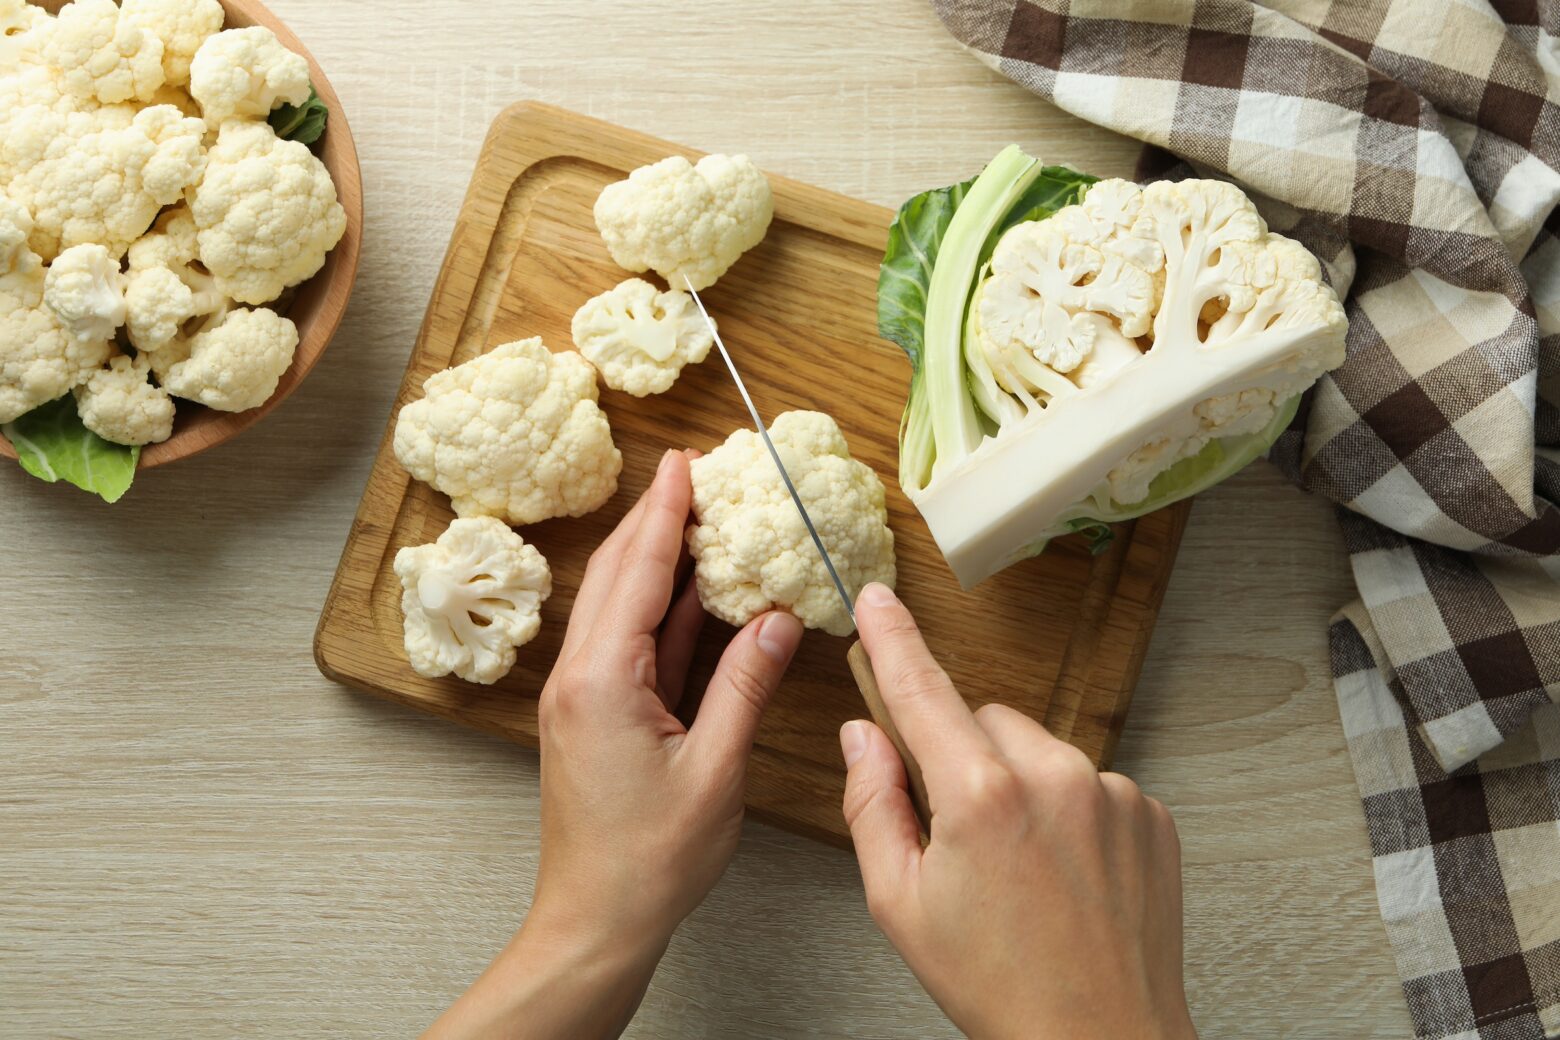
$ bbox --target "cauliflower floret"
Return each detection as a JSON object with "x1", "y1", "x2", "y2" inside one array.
[
  {"x1": 571, "y1": 278, "x2": 715, "y2": 397},
  {"x1": 0, "y1": 77, "x2": 136, "y2": 197},
  {"x1": 12, "y1": 102, "x2": 205, "y2": 261},
  {"x1": 42, "y1": 0, "x2": 165, "y2": 104},
  {"x1": 593, "y1": 153, "x2": 773, "y2": 291},
  {"x1": 394, "y1": 517, "x2": 554, "y2": 685},
  {"x1": 0, "y1": 194, "x2": 32, "y2": 274},
  {"x1": 393, "y1": 338, "x2": 623, "y2": 525},
  {"x1": 73, "y1": 352, "x2": 175, "y2": 446},
  {"x1": 44, "y1": 243, "x2": 126, "y2": 343},
  {"x1": 189, "y1": 120, "x2": 346, "y2": 305},
  {"x1": 687, "y1": 410, "x2": 896, "y2": 637},
  {"x1": 145, "y1": 82, "x2": 200, "y2": 118},
  {"x1": 0, "y1": 224, "x2": 112, "y2": 424},
  {"x1": 0, "y1": 0, "x2": 50, "y2": 72},
  {"x1": 159, "y1": 306, "x2": 297, "y2": 412},
  {"x1": 121, "y1": 0, "x2": 223, "y2": 87},
  {"x1": 188, "y1": 26, "x2": 309, "y2": 125}
]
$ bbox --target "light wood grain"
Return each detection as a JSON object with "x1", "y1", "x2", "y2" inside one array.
[
  {"x1": 0, "y1": 0, "x2": 363, "y2": 471},
  {"x1": 0, "y1": 1, "x2": 1410, "y2": 1036},
  {"x1": 315, "y1": 102, "x2": 1188, "y2": 847}
]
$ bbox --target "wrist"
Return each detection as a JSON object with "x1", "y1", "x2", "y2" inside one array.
[{"x1": 511, "y1": 898, "x2": 672, "y2": 978}]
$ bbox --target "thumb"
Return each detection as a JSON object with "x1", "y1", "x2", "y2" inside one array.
[
  {"x1": 840, "y1": 720, "x2": 920, "y2": 914},
  {"x1": 689, "y1": 611, "x2": 803, "y2": 766}
]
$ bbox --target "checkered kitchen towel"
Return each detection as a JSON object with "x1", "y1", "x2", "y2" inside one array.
[{"x1": 928, "y1": 0, "x2": 1559, "y2": 1035}]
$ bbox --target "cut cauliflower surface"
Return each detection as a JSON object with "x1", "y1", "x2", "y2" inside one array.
[
  {"x1": 0, "y1": 225, "x2": 112, "y2": 424},
  {"x1": 42, "y1": 0, "x2": 165, "y2": 105},
  {"x1": 43, "y1": 242, "x2": 126, "y2": 343},
  {"x1": 188, "y1": 25, "x2": 308, "y2": 125},
  {"x1": 394, "y1": 517, "x2": 554, "y2": 685},
  {"x1": 159, "y1": 306, "x2": 297, "y2": 412},
  {"x1": 121, "y1": 0, "x2": 223, "y2": 87},
  {"x1": 190, "y1": 120, "x2": 346, "y2": 305},
  {"x1": 11, "y1": 102, "x2": 205, "y2": 261},
  {"x1": 593, "y1": 153, "x2": 773, "y2": 292},
  {"x1": 393, "y1": 338, "x2": 623, "y2": 526},
  {"x1": 688, "y1": 410, "x2": 896, "y2": 638},
  {"x1": 571, "y1": 278, "x2": 715, "y2": 397},
  {"x1": 73, "y1": 352, "x2": 174, "y2": 445}
]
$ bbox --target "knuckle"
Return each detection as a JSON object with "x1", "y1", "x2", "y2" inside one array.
[
  {"x1": 882, "y1": 660, "x2": 950, "y2": 704},
  {"x1": 863, "y1": 881, "x2": 901, "y2": 925},
  {"x1": 870, "y1": 608, "x2": 924, "y2": 646},
  {"x1": 1100, "y1": 771, "x2": 1142, "y2": 802},
  {"x1": 720, "y1": 660, "x2": 772, "y2": 716},
  {"x1": 954, "y1": 759, "x2": 1024, "y2": 816}
]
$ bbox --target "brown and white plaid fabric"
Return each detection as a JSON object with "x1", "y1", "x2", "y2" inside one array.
[{"x1": 928, "y1": 0, "x2": 1560, "y2": 1035}]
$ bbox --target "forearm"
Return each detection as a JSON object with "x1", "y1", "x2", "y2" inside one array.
[{"x1": 423, "y1": 910, "x2": 668, "y2": 1040}]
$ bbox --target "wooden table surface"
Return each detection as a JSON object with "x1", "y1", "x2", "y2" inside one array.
[{"x1": 0, "y1": 1, "x2": 1410, "y2": 1036}]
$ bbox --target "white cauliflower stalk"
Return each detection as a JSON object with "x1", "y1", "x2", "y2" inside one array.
[
  {"x1": 159, "y1": 306, "x2": 298, "y2": 412},
  {"x1": 44, "y1": 243, "x2": 126, "y2": 343},
  {"x1": 73, "y1": 352, "x2": 175, "y2": 445},
  {"x1": 688, "y1": 410, "x2": 896, "y2": 637},
  {"x1": 571, "y1": 278, "x2": 715, "y2": 397},
  {"x1": 394, "y1": 517, "x2": 554, "y2": 685},
  {"x1": 393, "y1": 338, "x2": 623, "y2": 526},
  {"x1": 188, "y1": 25, "x2": 309, "y2": 124},
  {"x1": 121, "y1": 0, "x2": 223, "y2": 87},
  {"x1": 594, "y1": 153, "x2": 773, "y2": 291},
  {"x1": 42, "y1": 0, "x2": 165, "y2": 104},
  {"x1": 889, "y1": 147, "x2": 1349, "y2": 586},
  {"x1": 190, "y1": 120, "x2": 346, "y2": 305}
]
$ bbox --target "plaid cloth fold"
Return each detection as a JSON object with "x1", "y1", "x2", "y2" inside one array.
[{"x1": 928, "y1": 0, "x2": 1560, "y2": 1036}]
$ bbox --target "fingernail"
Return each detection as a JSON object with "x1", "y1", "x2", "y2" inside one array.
[
  {"x1": 840, "y1": 720, "x2": 869, "y2": 767},
  {"x1": 858, "y1": 583, "x2": 898, "y2": 609},
  {"x1": 756, "y1": 611, "x2": 803, "y2": 661},
  {"x1": 657, "y1": 449, "x2": 677, "y2": 476}
]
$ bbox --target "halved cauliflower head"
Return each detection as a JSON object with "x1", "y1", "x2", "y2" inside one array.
[
  {"x1": 44, "y1": 242, "x2": 126, "y2": 343},
  {"x1": 394, "y1": 517, "x2": 554, "y2": 685},
  {"x1": 42, "y1": 0, "x2": 165, "y2": 104},
  {"x1": 571, "y1": 278, "x2": 715, "y2": 397},
  {"x1": 973, "y1": 177, "x2": 1347, "y2": 505},
  {"x1": 188, "y1": 25, "x2": 309, "y2": 125},
  {"x1": 190, "y1": 120, "x2": 347, "y2": 305},
  {"x1": 394, "y1": 339, "x2": 623, "y2": 526},
  {"x1": 593, "y1": 153, "x2": 773, "y2": 292},
  {"x1": 121, "y1": 0, "x2": 223, "y2": 87},
  {"x1": 73, "y1": 352, "x2": 175, "y2": 446},
  {"x1": 158, "y1": 306, "x2": 298, "y2": 412},
  {"x1": 688, "y1": 410, "x2": 896, "y2": 637}
]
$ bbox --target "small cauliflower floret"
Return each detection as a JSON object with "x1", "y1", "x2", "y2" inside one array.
[
  {"x1": 0, "y1": 84, "x2": 136, "y2": 203},
  {"x1": 394, "y1": 517, "x2": 554, "y2": 685},
  {"x1": 123, "y1": 205, "x2": 234, "y2": 374},
  {"x1": 571, "y1": 278, "x2": 715, "y2": 397},
  {"x1": 12, "y1": 102, "x2": 205, "y2": 261},
  {"x1": 121, "y1": 0, "x2": 223, "y2": 87},
  {"x1": 0, "y1": 195, "x2": 33, "y2": 274},
  {"x1": 73, "y1": 352, "x2": 175, "y2": 446},
  {"x1": 688, "y1": 410, "x2": 896, "y2": 637},
  {"x1": 189, "y1": 26, "x2": 309, "y2": 125},
  {"x1": 393, "y1": 338, "x2": 623, "y2": 526},
  {"x1": 593, "y1": 153, "x2": 773, "y2": 291},
  {"x1": 190, "y1": 120, "x2": 346, "y2": 305},
  {"x1": 44, "y1": 243, "x2": 126, "y2": 343},
  {"x1": 0, "y1": 0, "x2": 50, "y2": 72},
  {"x1": 0, "y1": 234, "x2": 112, "y2": 424},
  {"x1": 42, "y1": 0, "x2": 165, "y2": 104},
  {"x1": 159, "y1": 306, "x2": 297, "y2": 412}
]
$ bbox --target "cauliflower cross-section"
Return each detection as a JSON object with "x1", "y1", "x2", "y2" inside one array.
[
  {"x1": 571, "y1": 278, "x2": 715, "y2": 397},
  {"x1": 394, "y1": 517, "x2": 554, "y2": 685},
  {"x1": 688, "y1": 410, "x2": 896, "y2": 637},
  {"x1": 394, "y1": 338, "x2": 623, "y2": 525},
  {"x1": 593, "y1": 154, "x2": 773, "y2": 292}
]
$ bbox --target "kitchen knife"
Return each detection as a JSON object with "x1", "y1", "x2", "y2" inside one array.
[{"x1": 685, "y1": 278, "x2": 932, "y2": 834}]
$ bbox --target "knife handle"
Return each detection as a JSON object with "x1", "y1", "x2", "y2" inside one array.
[{"x1": 847, "y1": 641, "x2": 932, "y2": 835}]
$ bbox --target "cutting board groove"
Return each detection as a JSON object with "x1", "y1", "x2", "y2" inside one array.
[{"x1": 315, "y1": 102, "x2": 1189, "y2": 848}]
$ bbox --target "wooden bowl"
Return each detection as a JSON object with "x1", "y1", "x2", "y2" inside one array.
[{"x1": 0, "y1": 0, "x2": 363, "y2": 470}]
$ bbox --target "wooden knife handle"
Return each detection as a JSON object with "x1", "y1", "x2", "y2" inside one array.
[{"x1": 847, "y1": 640, "x2": 932, "y2": 834}]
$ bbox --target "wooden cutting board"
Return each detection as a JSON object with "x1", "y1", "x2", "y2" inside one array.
[{"x1": 315, "y1": 102, "x2": 1190, "y2": 848}]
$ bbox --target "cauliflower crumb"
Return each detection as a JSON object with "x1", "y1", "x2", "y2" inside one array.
[
  {"x1": 571, "y1": 278, "x2": 715, "y2": 397},
  {"x1": 121, "y1": 0, "x2": 223, "y2": 87},
  {"x1": 593, "y1": 153, "x2": 773, "y2": 291},
  {"x1": 159, "y1": 306, "x2": 297, "y2": 413},
  {"x1": 394, "y1": 517, "x2": 554, "y2": 685},
  {"x1": 74, "y1": 352, "x2": 175, "y2": 446},
  {"x1": 189, "y1": 25, "x2": 309, "y2": 125},
  {"x1": 42, "y1": 0, "x2": 166, "y2": 104},
  {"x1": 393, "y1": 338, "x2": 623, "y2": 526},
  {"x1": 688, "y1": 410, "x2": 896, "y2": 637},
  {"x1": 43, "y1": 242, "x2": 126, "y2": 343}
]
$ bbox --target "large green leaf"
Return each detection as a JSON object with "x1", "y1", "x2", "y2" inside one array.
[{"x1": 2, "y1": 395, "x2": 139, "y2": 503}]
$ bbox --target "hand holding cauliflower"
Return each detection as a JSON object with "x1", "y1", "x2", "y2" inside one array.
[
  {"x1": 395, "y1": 517, "x2": 553, "y2": 685},
  {"x1": 594, "y1": 153, "x2": 773, "y2": 292},
  {"x1": 688, "y1": 410, "x2": 896, "y2": 637},
  {"x1": 571, "y1": 278, "x2": 715, "y2": 397}
]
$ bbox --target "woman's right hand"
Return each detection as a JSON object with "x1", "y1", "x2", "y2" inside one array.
[{"x1": 841, "y1": 583, "x2": 1196, "y2": 1040}]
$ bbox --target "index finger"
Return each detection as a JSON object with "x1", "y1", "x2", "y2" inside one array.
[
  {"x1": 592, "y1": 449, "x2": 696, "y2": 646},
  {"x1": 854, "y1": 583, "x2": 994, "y2": 783}
]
